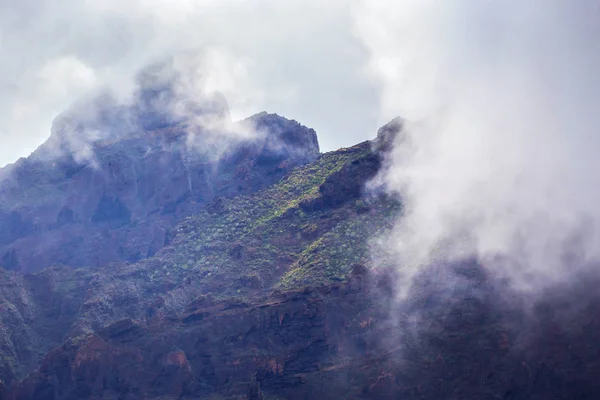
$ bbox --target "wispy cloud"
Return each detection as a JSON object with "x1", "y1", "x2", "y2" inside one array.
[{"x1": 354, "y1": 1, "x2": 600, "y2": 294}]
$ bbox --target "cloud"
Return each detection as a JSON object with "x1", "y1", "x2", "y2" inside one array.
[
  {"x1": 0, "y1": 0, "x2": 380, "y2": 167},
  {"x1": 28, "y1": 48, "x2": 261, "y2": 166},
  {"x1": 354, "y1": 1, "x2": 600, "y2": 294}
]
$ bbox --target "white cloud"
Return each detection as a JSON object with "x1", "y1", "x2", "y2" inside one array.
[{"x1": 354, "y1": 1, "x2": 600, "y2": 294}]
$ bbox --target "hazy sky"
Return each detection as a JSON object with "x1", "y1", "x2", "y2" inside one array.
[{"x1": 0, "y1": 0, "x2": 391, "y2": 167}]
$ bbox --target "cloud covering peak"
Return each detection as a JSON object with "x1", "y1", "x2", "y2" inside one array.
[
  {"x1": 355, "y1": 1, "x2": 600, "y2": 293},
  {"x1": 0, "y1": 0, "x2": 379, "y2": 167}
]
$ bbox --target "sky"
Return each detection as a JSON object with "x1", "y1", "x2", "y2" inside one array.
[{"x1": 0, "y1": 0, "x2": 388, "y2": 167}]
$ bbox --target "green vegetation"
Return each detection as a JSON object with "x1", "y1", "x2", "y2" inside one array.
[
  {"x1": 275, "y1": 201, "x2": 398, "y2": 290},
  {"x1": 142, "y1": 142, "x2": 400, "y2": 299}
]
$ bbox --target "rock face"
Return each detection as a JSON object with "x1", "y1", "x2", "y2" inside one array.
[
  {"x1": 0, "y1": 110, "x2": 319, "y2": 273},
  {"x1": 5, "y1": 273, "x2": 392, "y2": 400},
  {"x1": 6, "y1": 265, "x2": 600, "y2": 400},
  {"x1": 0, "y1": 267, "x2": 90, "y2": 385}
]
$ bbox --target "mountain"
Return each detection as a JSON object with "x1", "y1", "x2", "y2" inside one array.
[
  {"x1": 1, "y1": 100, "x2": 600, "y2": 399},
  {"x1": 0, "y1": 124, "x2": 396, "y2": 385}
]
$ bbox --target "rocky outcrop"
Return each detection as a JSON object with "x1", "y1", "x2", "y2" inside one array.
[
  {"x1": 374, "y1": 116, "x2": 403, "y2": 151},
  {"x1": 299, "y1": 147, "x2": 382, "y2": 212}
]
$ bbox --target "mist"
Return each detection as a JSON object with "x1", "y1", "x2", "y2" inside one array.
[
  {"x1": 0, "y1": 0, "x2": 378, "y2": 167},
  {"x1": 353, "y1": 1, "x2": 600, "y2": 294},
  {"x1": 33, "y1": 50, "x2": 262, "y2": 166}
]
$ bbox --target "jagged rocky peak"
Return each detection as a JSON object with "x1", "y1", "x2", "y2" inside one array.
[
  {"x1": 41, "y1": 57, "x2": 233, "y2": 161},
  {"x1": 36, "y1": 91, "x2": 131, "y2": 162},
  {"x1": 375, "y1": 116, "x2": 404, "y2": 151},
  {"x1": 38, "y1": 54, "x2": 322, "y2": 169},
  {"x1": 240, "y1": 111, "x2": 320, "y2": 163}
]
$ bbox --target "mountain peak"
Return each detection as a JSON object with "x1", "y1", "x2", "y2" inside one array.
[
  {"x1": 0, "y1": 103, "x2": 320, "y2": 273},
  {"x1": 245, "y1": 111, "x2": 320, "y2": 155},
  {"x1": 375, "y1": 116, "x2": 404, "y2": 150},
  {"x1": 132, "y1": 59, "x2": 231, "y2": 131}
]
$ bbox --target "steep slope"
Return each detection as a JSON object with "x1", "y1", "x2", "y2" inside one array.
[
  {"x1": 7, "y1": 262, "x2": 600, "y2": 400},
  {"x1": 0, "y1": 111, "x2": 319, "y2": 273},
  {"x1": 0, "y1": 267, "x2": 90, "y2": 385}
]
